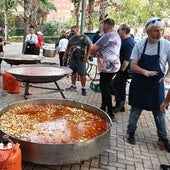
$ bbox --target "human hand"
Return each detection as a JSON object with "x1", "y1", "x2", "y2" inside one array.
[
  {"x1": 83, "y1": 54, "x2": 89, "y2": 62},
  {"x1": 63, "y1": 56, "x2": 67, "y2": 62},
  {"x1": 83, "y1": 57, "x2": 89, "y2": 62},
  {"x1": 159, "y1": 76, "x2": 170, "y2": 83},
  {"x1": 143, "y1": 70, "x2": 158, "y2": 77},
  {"x1": 160, "y1": 101, "x2": 169, "y2": 113}
]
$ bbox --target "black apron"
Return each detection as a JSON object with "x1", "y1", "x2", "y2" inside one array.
[
  {"x1": 129, "y1": 39, "x2": 165, "y2": 111},
  {"x1": 24, "y1": 42, "x2": 36, "y2": 55}
]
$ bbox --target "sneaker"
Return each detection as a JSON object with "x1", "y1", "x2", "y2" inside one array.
[
  {"x1": 160, "y1": 164, "x2": 170, "y2": 170},
  {"x1": 66, "y1": 85, "x2": 77, "y2": 90},
  {"x1": 157, "y1": 138, "x2": 170, "y2": 152},
  {"x1": 81, "y1": 88, "x2": 86, "y2": 96},
  {"x1": 126, "y1": 132, "x2": 136, "y2": 145},
  {"x1": 113, "y1": 101, "x2": 125, "y2": 113}
]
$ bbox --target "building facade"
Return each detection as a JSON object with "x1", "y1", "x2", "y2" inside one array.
[{"x1": 47, "y1": 0, "x2": 72, "y2": 23}]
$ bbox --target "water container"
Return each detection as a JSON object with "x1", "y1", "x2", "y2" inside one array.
[
  {"x1": 2, "y1": 73, "x2": 8, "y2": 90},
  {"x1": 0, "y1": 135, "x2": 22, "y2": 170}
]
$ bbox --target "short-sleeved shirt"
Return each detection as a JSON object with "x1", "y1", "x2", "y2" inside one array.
[
  {"x1": 120, "y1": 36, "x2": 135, "y2": 64},
  {"x1": 130, "y1": 37, "x2": 170, "y2": 74},
  {"x1": 68, "y1": 34, "x2": 91, "y2": 60},
  {"x1": 58, "y1": 38, "x2": 69, "y2": 52},
  {"x1": 120, "y1": 36, "x2": 135, "y2": 71},
  {"x1": 95, "y1": 31, "x2": 121, "y2": 73},
  {"x1": 25, "y1": 33, "x2": 38, "y2": 44}
]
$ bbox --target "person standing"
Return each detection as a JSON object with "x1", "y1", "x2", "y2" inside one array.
[
  {"x1": 58, "y1": 33, "x2": 68, "y2": 66},
  {"x1": 0, "y1": 37, "x2": 4, "y2": 74},
  {"x1": 112, "y1": 24, "x2": 135, "y2": 113},
  {"x1": 35, "y1": 31, "x2": 43, "y2": 55},
  {"x1": 24, "y1": 25, "x2": 38, "y2": 55},
  {"x1": 126, "y1": 17, "x2": 170, "y2": 152},
  {"x1": 63, "y1": 25, "x2": 92, "y2": 96},
  {"x1": 90, "y1": 18, "x2": 121, "y2": 120}
]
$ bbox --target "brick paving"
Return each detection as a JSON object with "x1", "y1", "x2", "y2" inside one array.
[{"x1": 0, "y1": 43, "x2": 170, "y2": 170}]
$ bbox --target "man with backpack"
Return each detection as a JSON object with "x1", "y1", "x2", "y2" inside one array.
[{"x1": 63, "y1": 25, "x2": 92, "y2": 96}]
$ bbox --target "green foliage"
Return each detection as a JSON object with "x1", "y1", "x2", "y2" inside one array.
[
  {"x1": 9, "y1": 35, "x2": 23, "y2": 42},
  {"x1": 40, "y1": 0, "x2": 56, "y2": 11},
  {"x1": 106, "y1": 0, "x2": 170, "y2": 26},
  {"x1": 43, "y1": 35, "x2": 60, "y2": 43},
  {"x1": 9, "y1": 35, "x2": 60, "y2": 43},
  {"x1": 10, "y1": 28, "x2": 24, "y2": 36},
  {"x1": 43, "y1": 22, "x2": 60, "y2": 36}
]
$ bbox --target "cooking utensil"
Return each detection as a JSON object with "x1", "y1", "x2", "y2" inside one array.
[
  {"x1": 2, "y1": 54, "x2": 43, "y2": 65},
  {"x1": 0, "y1": 98, "x2": 112, "y2": 165}
]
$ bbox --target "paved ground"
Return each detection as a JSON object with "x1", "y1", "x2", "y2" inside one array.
[{"x1": 0, "y1": 43, "x2": 170, "y2": 170}]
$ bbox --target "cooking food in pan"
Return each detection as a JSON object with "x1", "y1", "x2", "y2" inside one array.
[{"x1": 0, "y1": 103, "x2": 108, "y2": 144}]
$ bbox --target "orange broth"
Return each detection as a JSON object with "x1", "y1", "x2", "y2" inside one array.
[{"x1": 0, "y1": 104, "x2": 108, "y2": 144}]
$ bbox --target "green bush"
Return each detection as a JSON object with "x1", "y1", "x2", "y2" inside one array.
[
  {"x1": 43, "y1": 36, "x2": 60, "y2": 44},
  {"x1": 10, "y1": 28, "x2": 24, "y2": 36},
  {"x1": 8, "y1": 35, "x2": 60, "y2": 44},
  {"x1": 9, "y1": 36, "x2": 23, "y2": 42}
]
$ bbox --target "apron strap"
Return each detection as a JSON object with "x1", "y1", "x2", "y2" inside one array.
[
  {"x1": 157, "y1": 41, "x2": 160, "y2": 56},
  {"x1": 142, "y1": 39, "x2": 148, "y2": 55},
  {"x1": 142, "y1": 39, "x2": 160, "y2": 57}
]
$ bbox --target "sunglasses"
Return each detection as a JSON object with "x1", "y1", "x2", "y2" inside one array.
[{"x1": 146, "y1": 18, "x2": 161, "y2": 28}]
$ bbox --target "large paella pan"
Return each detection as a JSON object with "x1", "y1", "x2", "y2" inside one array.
[{"x1": 0, "y1": 99, "x2": 112, "y2": 165}]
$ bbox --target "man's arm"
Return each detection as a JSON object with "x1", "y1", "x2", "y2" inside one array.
[
  {"x1": 90, "y1": 44, "x2": 99, "y2": 56},
  {"x1": 84, "y1": 44, "x2": 92, "y2": 61},
  {"x1": 120, "y1": 60, "x2": 129, "y2": 71},
  {"x1": 130, "y1": 59, "x2": 158, "y2": 77},
  {"x1": 63, "y1": 45, "x2": 70, "y2": 62}
]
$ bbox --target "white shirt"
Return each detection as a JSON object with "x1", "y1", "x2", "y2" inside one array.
[
  {"x1": 58, "y1": 38, "x2": 69, "y2": 52},
  {"x1": 130, "y1": 37, "x2": 170, "y2": 73},
  {"x1": 25, "y1": 33, "x2": 38, "y2": 44}
]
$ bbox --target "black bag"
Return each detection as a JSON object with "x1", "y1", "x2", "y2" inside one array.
[{"x1": 69, "y1": 35, "x2": 86, "y2": 61}]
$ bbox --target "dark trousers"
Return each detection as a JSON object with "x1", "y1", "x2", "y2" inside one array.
[
  {"x1": 34, "y1": 47, "x2": 40, "y2": 55},
  {"x1": 112, "y1": 71, "x2": 127, "y2": 106},
  {"x1": 100, "y1": 72, "x2": 115, "y2": 114},
  {"x1": 59, "y1": 52, "x2": 67, "y2": 66}
]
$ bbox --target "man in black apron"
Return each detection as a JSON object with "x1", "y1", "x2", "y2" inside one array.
[
  {"x1": 24, "y1": 26, "x2": 38, "y2": 55},
  {"x1": 126, "y1": 17, "x2": 170, "y2": 153}
]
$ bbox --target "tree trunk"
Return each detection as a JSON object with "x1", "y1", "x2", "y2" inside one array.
[
  {"x1": 22, "y1": 0, "x2": 29, "y2": 53},
  {"x1": 22, "y1": 0, "x2": 40, "y2": 53},
  {"x1": 4, "y1": 0, "x2": 8, "y2": 42},
  {"x1": 87, "y1": 0, "x2": 94, "y2": 31},
  {"x1": 98, "y1": 0, "x2": 108, "y2": 32},
  {"x1": 76, "y1": 2, "x2": 80, "y2": 27}
]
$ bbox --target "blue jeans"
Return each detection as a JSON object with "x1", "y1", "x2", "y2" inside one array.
[{"x1": 127, "y1": 107, "x2": 167, "y2": 139}]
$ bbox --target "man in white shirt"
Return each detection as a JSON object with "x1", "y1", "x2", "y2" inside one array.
[
  {"x1": 24, "y1": 26, "x2": 38, "y2": 54},
  {"x1": 126, "y1": 17, "x2": 170, "y2": 153}
]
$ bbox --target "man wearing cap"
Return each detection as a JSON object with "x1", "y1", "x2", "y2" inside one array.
[{"x1": 126, "y1": 17, "x2": 170, "y2": 152}]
